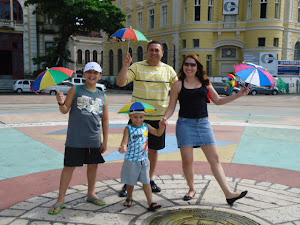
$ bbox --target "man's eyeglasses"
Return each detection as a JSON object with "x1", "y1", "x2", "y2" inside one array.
[{"x1": 183, "y1": 62, "x2": 197, "y2": 67}]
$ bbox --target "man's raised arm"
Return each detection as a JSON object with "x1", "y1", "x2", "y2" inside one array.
[{"x1": 117, "y1": 52, "x2": 132, "y2": 87}]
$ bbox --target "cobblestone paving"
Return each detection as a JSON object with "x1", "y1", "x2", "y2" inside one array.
[{"x1": 1, "y1": 174, "x2": 300, "y2": 225}]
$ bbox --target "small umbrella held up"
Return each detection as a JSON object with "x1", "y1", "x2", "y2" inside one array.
[
  {"x1": 225, "y1": 73, "x2": 238, "y2": 95},
  {"x1": 111, "y1": 26, "x2": 149, "y2": 51},
  {"x1": 234, "y1": 62, "x2": 274, "y2": 87},
  {"x1": 31, "y1": 67, "x2": 74, "y2": 93},
  {"x1": 118, "y1": 102, "x2": 156, "y2": 114}
]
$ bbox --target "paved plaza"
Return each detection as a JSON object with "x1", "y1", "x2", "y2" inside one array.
[{"x1": 0, "y1": 91, "x2": 300, "y2": 224}]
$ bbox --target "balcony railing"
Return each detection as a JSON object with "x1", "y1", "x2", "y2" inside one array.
[{"x1": 0, "y1": 19, "x2": 23, "y2": 27}]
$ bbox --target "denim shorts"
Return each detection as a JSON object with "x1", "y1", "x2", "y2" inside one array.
[
  {"x1": 176, "y1": 117, "x2": 216, "y2": 148},
  {"x1": 121, "y1": 159, "x2": 150, "y2": 185}
]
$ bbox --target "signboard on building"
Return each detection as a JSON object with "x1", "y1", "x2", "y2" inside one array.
[
  {"x1": 223, "y1": 0, "x2": 239, "y2": 15},
  {"x1": 243, "y1": 52, "x2": 278, "y2": 76},
  {"x1": 277, "y1": 60, "x2": 300, "y2": 76},
  {"x1": 244, "y1": 52, "x2": 259, "y2": 65}
]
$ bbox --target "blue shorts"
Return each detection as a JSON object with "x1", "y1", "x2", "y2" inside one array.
[
  {"x1": 176, "y1": 117, "x2": 216, "y2": 148},
  {"x1": 121, "y1": 159, "x2": 150, "y2": 186}
]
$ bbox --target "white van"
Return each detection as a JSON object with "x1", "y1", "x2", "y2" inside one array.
[
  {"x1": 69, "y1": 77, "x2": 106, "y2": 92},
  {"x1": 12, "y1": 79, "x2": 34, "y2": 93}
]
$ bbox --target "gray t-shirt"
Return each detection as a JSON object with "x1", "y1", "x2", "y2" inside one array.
[{"x1": 65, "y1": 85, "x2": 105, "y2": 148}]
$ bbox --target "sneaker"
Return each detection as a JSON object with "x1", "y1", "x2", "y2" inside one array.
[
  {"x1": 150, "y1": 180, "x2": 161, "y2": 193},
  {"x1": 119, "y1": 184, "x2": 128, "y2": 197}
]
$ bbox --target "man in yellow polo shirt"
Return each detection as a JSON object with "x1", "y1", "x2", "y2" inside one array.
[{"x1": 117, "y1": 41, "x2": 178, "y2": 196}]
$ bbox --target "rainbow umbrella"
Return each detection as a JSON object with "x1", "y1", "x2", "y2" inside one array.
[
  {"x1": 235, "y1": 62, "x2": 274, "y2": 87},
  {"x1": 32, "y1": 67, "x2": 74, "y2": 92},
  {"x1": 227, "y1": 73, "x2": 236, "y2": 80},
  {"x1": 111, "y1": 26, "x2": 149, "y2": 51},
  {"x1": 227, "y1": 73, "x2": 238, "y2": 87},
  {"x1": 118, "y1": 102, "x2": 156, "y2": 114}
]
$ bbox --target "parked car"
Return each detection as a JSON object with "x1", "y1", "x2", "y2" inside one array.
[
  {"x1": 249, "y1": 85, "x2": 279, "y2": 95},
  {"x1": 97, "y1": 80, "x2": 112, "y2": 89},
  {"x1": 42, "y1": 81, "x2": 74, "y2": 95},
  {"x1": 69, "y1": 77, "x2": 106, "y2": 92},
  {"x1": 13, "y1": 79, "x2": 35, "y2": 93},
  {"x1": 212, "y1": 82, "x2": 240, "y2": 96}
]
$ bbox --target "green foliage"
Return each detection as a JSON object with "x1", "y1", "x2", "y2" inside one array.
[{"x1": 24, "y1": 0, "x2": 126, "y2": 75}]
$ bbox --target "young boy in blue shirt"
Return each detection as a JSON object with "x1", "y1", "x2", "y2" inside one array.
[{"x1": 118, "y1": 108, "x2": 165, "y2": 211}]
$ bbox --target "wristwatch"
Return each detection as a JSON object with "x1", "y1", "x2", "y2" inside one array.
[{"x1": 58, "y1": 102, "x2": 65, "y2": 106}]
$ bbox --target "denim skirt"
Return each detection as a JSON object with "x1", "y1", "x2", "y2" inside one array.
[{"x1": 176, "y1": 117, "x2": 216, "y2": 148}]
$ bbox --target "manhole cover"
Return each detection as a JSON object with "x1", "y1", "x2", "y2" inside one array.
[{"x1": 143, "y1": 208, "x2": 261, "y2": 225}]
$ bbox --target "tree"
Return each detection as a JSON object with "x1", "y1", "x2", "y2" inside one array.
[{"x1": 24, "y1": 0, "x2": 126, "y2": 75}]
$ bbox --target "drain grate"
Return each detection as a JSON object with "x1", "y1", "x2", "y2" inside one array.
[{"x1": 143, "y1": 208, "x2": 261, "y2": 225}]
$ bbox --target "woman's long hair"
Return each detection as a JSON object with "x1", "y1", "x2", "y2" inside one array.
[{"x1": 177, "y1": 54, "x2": 210, "y2": 86}]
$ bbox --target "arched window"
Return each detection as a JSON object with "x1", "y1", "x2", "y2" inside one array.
[
  {"x1": 161, "y1": 43, "x2": 168, "y2": 64},
  {"x1": 13, "y1": 0, "x2": 23, "y2": 22},
  {"x1": 77, "y1": 49, "x2": 82, "y2": 64},
  {"x1": 129, "y1": 47, "x2": 133, "y2": 65},
  {"x1": 0, "y1": 0, "x2": 23, "y2": 22},
  {"x1": 137, "y1": 46, "x2": 143, "y2": 61},
  {"x1": 100, "y1": 51, "x2": 103, "y2": 67},
  {"x1": 85, "y1": 50, "x2": 90, "y2": 63},
  {"x1": 93, "y1": 50, "x2": 97, "y2": 62},
  {"x1": 109, "y1": 50, "x2": 114, "y2": 75},
  {"x1": 294, "y1": 42, "x2": 300, "y2": 60},
  {"x1": 298, "y1": 1, "x2": 300, "y2": 23},
  {"x1": 118, "y1": 49, "x2": 123, "y2": 72}
]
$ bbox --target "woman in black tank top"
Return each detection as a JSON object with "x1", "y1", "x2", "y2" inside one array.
[{"x1": 162, "y1": 54, "x2": 250, "y2": 205}]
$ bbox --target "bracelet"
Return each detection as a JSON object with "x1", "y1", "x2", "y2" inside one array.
[{"x1": 58, "y1": 101, "x2": 65, "y2": 106}]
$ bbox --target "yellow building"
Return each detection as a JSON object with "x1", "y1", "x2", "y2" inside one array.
[{"x1": 103, "y1": 0, "x2": 300, "y2": 79}]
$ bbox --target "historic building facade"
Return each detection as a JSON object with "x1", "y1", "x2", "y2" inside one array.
[
  {"x1": 0, "y1": 0, "x2": 38, "y2": 80},
  {"x1": 0, "y1": 0, "x2": 104, "y2": 89},
  {"x1": 1, "y1": 0, "x2": 300, "y2": 90},
  {"x1": 68, "y1": 32, "x2": 105, "y2": 76},
  {"x1": 103, "y1": 0, "x2": 300, "y2": 78}
]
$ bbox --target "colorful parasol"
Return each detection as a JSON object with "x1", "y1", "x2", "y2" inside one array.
[
  {"x1": 31, "y1": 67, "x2": 74, "y2": 92},
  {"x1": 111, "y1": 26, "x2": 149, "y2": 51},
  {"x1": 227, "y1": 73, "x2": 236, "y2": 80},
  {"x1": 227, "y1": 74, "x2": 238, "y2": 87},
  {"x1": 118, "y1": 102, "x2": 156, "y2": 114},
  {"x1": 235, "y1": 62, "x2": 274, "y2": 87}
]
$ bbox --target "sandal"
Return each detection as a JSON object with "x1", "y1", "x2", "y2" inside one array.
[
  {"x1": 123, "y1": 198, "x2": 133, "y2": 207},
  {"x1": 48, "y1": 204, "x2": 66, "y2": 215},
  {"x1": 147, "y1": 202, "x2": 161, "y2": 211},
  {"x1": 87, "y1": 197, "x2": 106, "y2": 206}
]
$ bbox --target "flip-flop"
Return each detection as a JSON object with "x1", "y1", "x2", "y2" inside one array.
[
  {"x1": 87, "y1": 197, "x2": 106, "y2": 206},
  {"x1": 123, "y1": 198, "x2": 133, "y2": 207},
  {"x1": 48, "y1": 204, "x2": 66, "y2": 215},
  {"x1": 147, "y1": 202, "x2": 161, "y2": 211}
]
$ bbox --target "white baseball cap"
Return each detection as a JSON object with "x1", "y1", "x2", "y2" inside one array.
[{"x1": 83, "y1": 62, "x2": 102, "y2": 73}]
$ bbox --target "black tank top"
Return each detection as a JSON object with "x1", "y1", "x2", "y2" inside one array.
[{"x1": 178, "y1": 79, "x2": 208, "y2": 118}]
